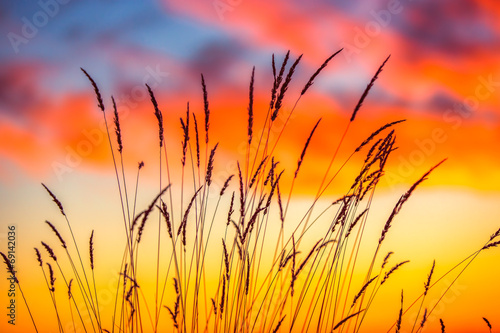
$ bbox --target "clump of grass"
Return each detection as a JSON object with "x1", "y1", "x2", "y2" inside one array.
[{"x1": 1, "y1": 51, "x2": 499, "y2": 333}]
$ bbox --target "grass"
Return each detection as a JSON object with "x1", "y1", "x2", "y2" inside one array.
[{"x1": 2, "y1": 50, "x2": 499, "y2": 333}]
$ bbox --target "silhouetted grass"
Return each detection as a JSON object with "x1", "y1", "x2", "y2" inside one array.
[{"x1": 1, "y1": 51, "x2": 498, "y2": 333}]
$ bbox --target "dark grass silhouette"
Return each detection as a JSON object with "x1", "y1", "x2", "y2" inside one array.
[{"x1": 2, "y1": 51, "x2": 499, "y2": 333}]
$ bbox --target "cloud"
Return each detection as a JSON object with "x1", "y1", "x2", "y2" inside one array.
[
  {"x1": 390, "y1": 0, "x2": 499, "y2": 57},
  {"x1": 0, "y1": 0, "x2": 499, "y2": 191},
  {"x1": 0, "y1": 62, "x2": 49, "y2": 119}
]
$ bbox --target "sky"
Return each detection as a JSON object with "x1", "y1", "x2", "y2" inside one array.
[{"x1": 0, "y1": 0, "x2": 500, "y2": 332}]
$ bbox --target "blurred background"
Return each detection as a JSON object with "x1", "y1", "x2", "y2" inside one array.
[{"x1": 1, "y1": 0, "x2": 499, "y2": 332}]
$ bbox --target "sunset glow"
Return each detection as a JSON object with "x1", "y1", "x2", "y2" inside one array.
[{"x1": 1, "y1": 1, "x2": 500, "y2": 332}]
